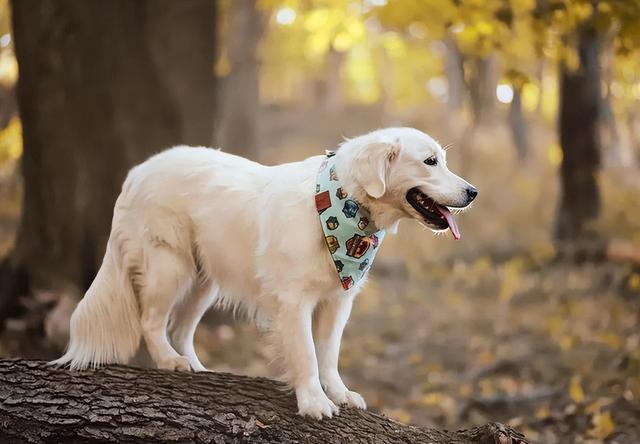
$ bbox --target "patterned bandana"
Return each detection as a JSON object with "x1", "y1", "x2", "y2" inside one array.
[{"x1": 315, "y1": 151, "x2": 385, "y2": 290}]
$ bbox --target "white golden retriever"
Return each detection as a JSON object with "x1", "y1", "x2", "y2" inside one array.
[{"x1": 53, "y1": 127, "x2": 477, "y2": 419}]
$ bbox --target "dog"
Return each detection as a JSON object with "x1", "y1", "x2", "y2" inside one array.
[{"x1": 52, "y1": 127, "x2": 477, "y2": 419}]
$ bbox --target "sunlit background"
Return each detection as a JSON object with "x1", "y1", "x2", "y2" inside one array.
[{"x1": 1, "y1": 1, "x2": 640, "y2": 442}]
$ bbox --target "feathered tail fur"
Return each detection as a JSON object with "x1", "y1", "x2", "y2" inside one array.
[{"x1": 50, "y1": 240, "x2": 142, "y2": 369}]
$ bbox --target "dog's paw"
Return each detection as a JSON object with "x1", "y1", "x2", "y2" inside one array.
[
  {"x1": 297, "y1": 388, "x2": 340, "y2": 419},
  {"x1": 158, "y1": 356, "x2": 192, "y2": 371},
  {"x1": 322, "y1": 372, "x2": 367, "y2": 409},
  {"x1": 186, "y1": 357, "x2": 209, "y2": 372},
  {"x1": 343, "y1": 390, "x2": 366, "y2": 409},
  {"x1": 326, "y1": 387, "x2": 367, "y2": 409}
]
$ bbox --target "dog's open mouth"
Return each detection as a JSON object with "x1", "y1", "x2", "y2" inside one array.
[{"x1": 406, "y1": 187, "x2": 461, "y2": 240}]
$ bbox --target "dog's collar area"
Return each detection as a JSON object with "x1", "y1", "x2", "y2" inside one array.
[{"x1": 314, "y1": 152, "x2": 385, "y2": 291}]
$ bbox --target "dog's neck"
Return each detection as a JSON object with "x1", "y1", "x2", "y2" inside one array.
[{"x1": 333, "y1": 148, "x2": 404, "y2": 234}]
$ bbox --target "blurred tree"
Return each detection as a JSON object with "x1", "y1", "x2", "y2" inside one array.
[
  {"x1": 0, "y1": 0, "x2": 216, "y2": 324},
  {"x1": 508, "y1": 84, "x2": 529, "y2": 162},
  {"x1": 443, "y1": 38, "x2": 465, "y2": 115},
  {"x1": 218, "y1": 0, "x2": 264, "y2": 159},
  {"x1": 555, "y1": 25, "x2": 602, "y2": 254},
  {"x1": 467, "y1": 57, "x2": 498, "y2": 125}
]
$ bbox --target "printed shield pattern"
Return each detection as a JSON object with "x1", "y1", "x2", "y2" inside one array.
[{"x1": 315, "y1": 151, "x2": 386, "y2": 291}]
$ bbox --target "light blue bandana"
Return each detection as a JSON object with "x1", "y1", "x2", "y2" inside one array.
[{"x1": 315, "y1": 151, "x2": 385, "y2": 290}]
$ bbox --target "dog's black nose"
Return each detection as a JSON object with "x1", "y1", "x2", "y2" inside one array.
[{"x1": 466, "y1": 187, "x2": 478, "y2": 201}]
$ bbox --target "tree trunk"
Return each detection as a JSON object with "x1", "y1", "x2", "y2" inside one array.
[
  {"x1": 599, "y1": 42, "x2": 624, "y2": 166},
  {"x1": 555, "y1": 28, "x2": 602, "y2": 258},
  {"x1": 218, "y1": 0, "x2": 263, "y2": 160},
  {"x1": 314, "y1": 49, "x2": 344, "y2": 111},
  {"x1": 444, "y1": 38, "x2": 465, "y2": 115},
  {"x1": 468, "y1": 57, "x2": 498, "y2": 126},
  {"x1": 507, "y1": 86, "x2": 529, "y2": 162},
  {"x1": 0, "y1": 358, "x2": 529, "y2": 444},
  {"x1": 627, "y1": 108, "x2": 640, "y2": 165},
  {"x1": 1, "y1": 1, "x2": 216, "y2": 322}
]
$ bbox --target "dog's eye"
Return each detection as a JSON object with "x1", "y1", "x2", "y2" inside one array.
[{"x1": 424, "y1": 157, "x2": 437, "y2": 166}]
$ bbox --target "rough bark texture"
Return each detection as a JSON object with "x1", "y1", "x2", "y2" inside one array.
[
  {"x1": 2, "y1": 0, "x2": 216, "y2": 321},
  {"x1": 0, "y1": 358, "x2": 529, "y2": 444},
  {"x1": 555, "y1": 27, "x2": 602, "y2": 257}
]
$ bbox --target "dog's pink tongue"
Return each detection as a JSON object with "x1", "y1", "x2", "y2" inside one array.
[{"x1": 436, "y1": 204, "x2": 461, "y2": 240}]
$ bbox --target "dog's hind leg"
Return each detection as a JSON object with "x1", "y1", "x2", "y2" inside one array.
[
  {"x1": 314, "y1": 295, "x2": 366, "y2": 409},
  {"x1": 139, "y1": 247, "x2": 194, "y2": 371},
  {"x1": 169, "y1": 282, "x2": 219, "y2": 372}
]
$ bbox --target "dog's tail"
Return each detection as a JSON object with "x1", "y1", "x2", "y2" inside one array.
[{"x1": 50, "y1": 241, "x2": 142, "y2": 369}]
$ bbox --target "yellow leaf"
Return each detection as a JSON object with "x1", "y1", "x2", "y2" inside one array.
[
  {"x1": 475, "y1": 21, "x2": 494, "y2": 36},
  {"x1": 559, "y1": 335, "x2": 574, "y2": 351},
  {"x1": 597, "y1": 332, "x2": 622, "y2": 350},
  {"x1": 589, "y1": 411, "x2": 615, "y2": 439},
  {"x1": 499, "y1": 259, "x2": 523, "y2": 302},
  {"x1": 598, "y1": 2, "x2": 612, "y2": 13},
  {"x1": 419, "y1": 392, "x2": 444, "y2": 406},
  {"x1": 333, "y1": 32, "x2": 353, "y2": 52},
  {"x1": 535, "y1": 405, "x2": 550, "y2": 419},
  {"x1": 569, "y1": 376, "x2": 585, "y2": 404}
]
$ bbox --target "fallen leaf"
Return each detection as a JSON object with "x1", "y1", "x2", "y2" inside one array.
[
  {"x1": 569, "y1": 375, "x2": 585, "y2": 404},
  {"x1": 588, "y1": 411, "x2": 615, "y2": 439}
]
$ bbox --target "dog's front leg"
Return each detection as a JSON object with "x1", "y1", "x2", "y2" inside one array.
[
  {"x1": 276, "y1": 298, "x2": 339, "y2": 419},
  {"x1": 314, "y1": 295, "x2": 366, "y2": 409}
]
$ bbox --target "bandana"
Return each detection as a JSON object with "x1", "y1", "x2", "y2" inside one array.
[{"x1": 315, "y1": 151, "x2": 385, "y2": 290}]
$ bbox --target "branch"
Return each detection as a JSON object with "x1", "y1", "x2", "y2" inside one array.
[{"x1": 0, "y1": 358, "x2": 528, "y2": 443}]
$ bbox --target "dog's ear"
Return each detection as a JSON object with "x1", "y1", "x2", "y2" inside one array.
[{"x1": 353, "y1": 140, "x2": 401, "y2": 198}]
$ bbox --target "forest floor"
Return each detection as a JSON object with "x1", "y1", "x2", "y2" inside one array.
[
  {"x1": 4, "y1": 251, "x2": 637, "y2": 443},
  {"x1": 1, "y1": 111, "x2": 639, "y2": 443},
  {"x1": 189, "y1": 257, "x2": 640, "y2": 444}
]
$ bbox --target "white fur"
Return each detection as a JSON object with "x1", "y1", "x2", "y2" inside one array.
[{"x1": 52, "y1": 127, "x2": 475, "y2": 418}]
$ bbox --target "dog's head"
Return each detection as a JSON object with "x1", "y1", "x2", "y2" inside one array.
[{"x1": 339, "y1": 127, "x2": 477, "y2": 239}]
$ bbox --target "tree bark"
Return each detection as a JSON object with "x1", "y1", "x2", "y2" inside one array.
[
  {"x1": 0, "y1": 358, "x2": 529, "y2": 444},
  {"x1": 2, "y1": 1, "x2": 216, "y2": 322},
  {"x1": 555, "y1": 27, "x2": 602, "y2": 257}
]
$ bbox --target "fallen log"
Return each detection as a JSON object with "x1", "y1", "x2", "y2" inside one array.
[
  {"x1": 606, "y1": 239, "x2": 640, "y2": 265},
  {"x1": 0, "y1": 358, "x2": 528, "y2": 443}
]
